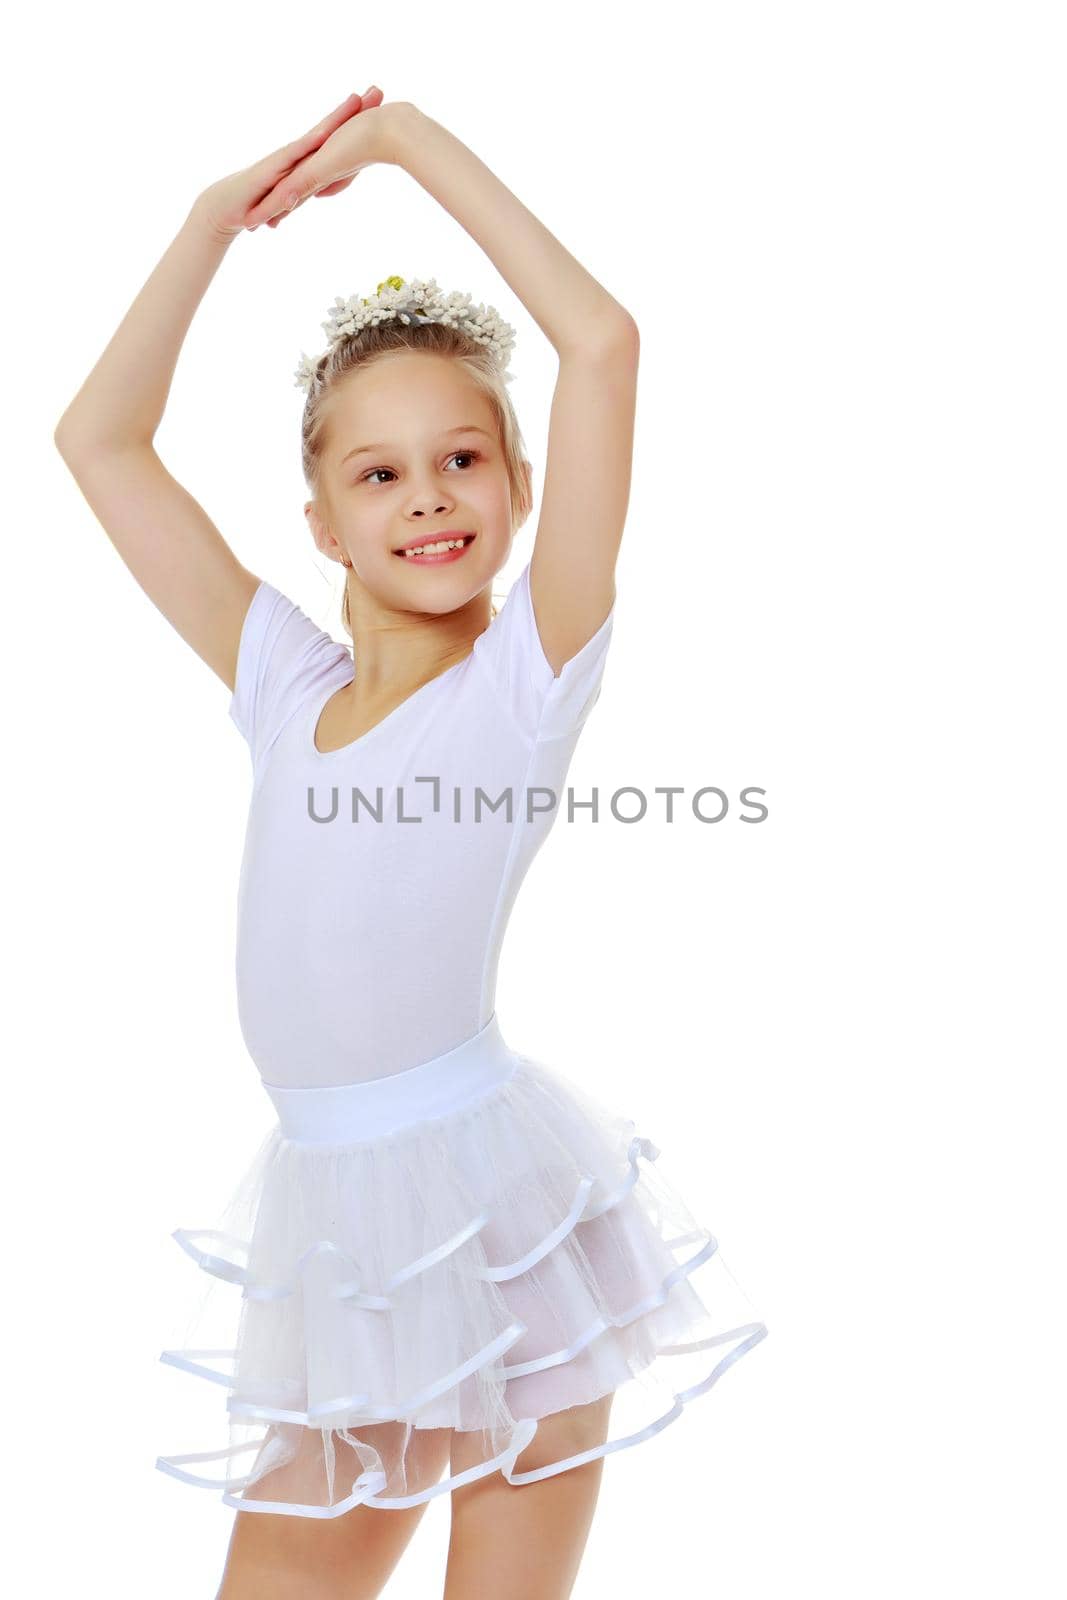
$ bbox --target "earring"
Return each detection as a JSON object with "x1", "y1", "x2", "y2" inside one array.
[{"x1": 340, "y1": 554, "x2": 352, "y2": 569}]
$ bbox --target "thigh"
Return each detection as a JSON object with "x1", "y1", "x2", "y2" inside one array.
[
  {"x1": 444, "y1": 1394, "x2": 615, "y2": 1600},
  {"x1": 450, "y1": 1391, "x2": 615, "y2": 1481},
  {"x1": 218, "y1": 1422, "x2": 452, "y2": 1600}
]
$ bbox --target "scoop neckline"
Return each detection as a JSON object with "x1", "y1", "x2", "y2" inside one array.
[{"x1": 307, "y1": 656, "x2": 471, "y2": 761}]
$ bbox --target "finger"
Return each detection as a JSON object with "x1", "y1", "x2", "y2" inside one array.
[
  {"x1": 256, "y1": 91, "x2": 364, "y2": 185},
  {"x1": 245, "y1": 92, "x2": 381, "y2": 226},
  {"x1": 311, "y1": 175, "x2": 356, "y2": 198},
  {"x1": 301, "y1": 86, "x2": 381, "y2": 149},
  {"x1": 266, "y1": 192, "x2": 307, "y2": 226},
  {"x1": 247, "y1": 157, "x2": 332, "y2": 225},
  {"x1": 260, "y1": 174, "x2": 356, "y2": 228},
  {"x1": 246, "y1": 170, "x2": 315, "y2": 227},
  {"x1": 286, "y1": 92, "x2": 364, "y2": 161}
]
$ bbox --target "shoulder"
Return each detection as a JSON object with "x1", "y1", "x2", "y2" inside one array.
[
  {"x1": 472, "y1": 560, "x2": 616, "y2": 743},
  {"x1": 230, "y1": 580, "x2": 352, "y2": 763}
]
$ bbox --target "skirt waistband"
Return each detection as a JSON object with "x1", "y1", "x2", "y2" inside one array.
[{"x1": 259, "y1": 1013, "x2": 518, "y2": 1145}]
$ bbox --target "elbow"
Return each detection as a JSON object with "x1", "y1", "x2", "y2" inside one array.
[
  {"x1": 594, "y1": 310, "x2": 639, "y2": 352},
  {"x1": 564, "y1": 313, "x2": 640, "y2": 365},
  {"x1": 614, "y1": 310, "x2": 640, "y2": 344},
  {"x1": 54, "y1": 417, "x2": 151, "y2": 458},
  {"x1": 54, "y1": 415, "x2": 84, "y2": 456}
]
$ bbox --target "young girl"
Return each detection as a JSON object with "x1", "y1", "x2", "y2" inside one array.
[{"x1": 55, "y1": 90, "x2": 767, "y2": 1599}]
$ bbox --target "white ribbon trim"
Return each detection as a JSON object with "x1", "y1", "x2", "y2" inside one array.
[
  {"x1": 168, "y1": 1135, "x2": 659, "y2": 1304},
  {"x1": 227, "y1": 1319, "x2": 528, "y2": 1428},
  {"x1": 157, "y1": 1317, "x2": 769, "y2": 1514}
]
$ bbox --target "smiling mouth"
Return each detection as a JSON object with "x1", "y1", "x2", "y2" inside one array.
[{"x1": 393, "y1": 534, "x2": 477, "y2": 557}]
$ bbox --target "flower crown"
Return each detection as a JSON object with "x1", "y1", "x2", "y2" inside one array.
[{"x1": 293, "y1": 274, "x2": 517, "y2": 394}]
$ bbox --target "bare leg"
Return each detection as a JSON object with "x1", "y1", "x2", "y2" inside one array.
[
  {"x1": 216, "y1": 1422, "x2": 451, "y2": 1600},
  {"x1": 443, "y1": 1393, "x2": 614, "y2": 1600}
]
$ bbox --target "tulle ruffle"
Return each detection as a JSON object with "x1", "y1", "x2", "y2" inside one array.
[{"x1": 156, "y1": 1053, "x2": 767, "y2": 1517}]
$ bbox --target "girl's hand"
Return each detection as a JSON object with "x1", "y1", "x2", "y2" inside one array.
[
  {"x1": 195, "y1": 88, "x2": 386, "y2": 240},
  {"x1": 239, "y1": 98, "x2": 411, "y2": 232}
]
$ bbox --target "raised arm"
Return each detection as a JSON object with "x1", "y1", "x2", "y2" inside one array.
[
  {"x1": 391, "y1": 106, "x2": 637, "y2": 676},
  {"x1": 54, "y1": 200, "x2": 260, "y2": 693},
  {"x1": 53, "y1": 92, "x2": 381, "y2": 693}
]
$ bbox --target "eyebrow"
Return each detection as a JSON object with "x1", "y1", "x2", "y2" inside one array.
[{"x1": 340, "y1": 426, "x2": 494, "y2": 467}]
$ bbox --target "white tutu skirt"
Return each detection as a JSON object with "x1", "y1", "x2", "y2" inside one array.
[{"x1": 156, "y1": 1013, "x2": 767, "y2": 1518}]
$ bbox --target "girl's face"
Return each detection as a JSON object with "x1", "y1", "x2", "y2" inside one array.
[{"x1": 308, "y1": 351, "x2": 519, "y2": 613}]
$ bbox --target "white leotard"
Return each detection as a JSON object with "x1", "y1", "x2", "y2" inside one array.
[{"x1": 228, "y1": 560, "x2": 615, "y2": 1089}]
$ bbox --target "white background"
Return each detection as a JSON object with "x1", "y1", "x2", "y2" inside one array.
[{"x1": 7, "y1": 1, "x2": 1063, "y2": 1594}]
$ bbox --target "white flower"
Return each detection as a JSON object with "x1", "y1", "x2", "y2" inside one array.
[
  {"x1": 294, "y1": 275, "x2": 518, "y2": 394},
  {"x1": 292, "y1": 351, "x2": 321, "y2": 391}
]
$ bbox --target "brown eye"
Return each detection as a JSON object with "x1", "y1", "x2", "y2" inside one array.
[{"x1": 359, "y1": 450, "x2": 480, "y2": 486}]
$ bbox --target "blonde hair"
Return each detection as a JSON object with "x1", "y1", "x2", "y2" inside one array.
[{"x1": 299, "y1": 318, "x2": 533, "y2": 638}]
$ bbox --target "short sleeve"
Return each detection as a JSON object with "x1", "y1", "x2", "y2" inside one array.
[
  {"x1": 473, "y1": 560, "x2": 615, "y2": 743},
  {"x1": 229, "y1": 580, "x2": 351, "y2": 767}
]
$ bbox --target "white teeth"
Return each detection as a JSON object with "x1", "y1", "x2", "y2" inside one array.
[{"x1": 400, "y1": 537, "x2": 471, "y2": 557}]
